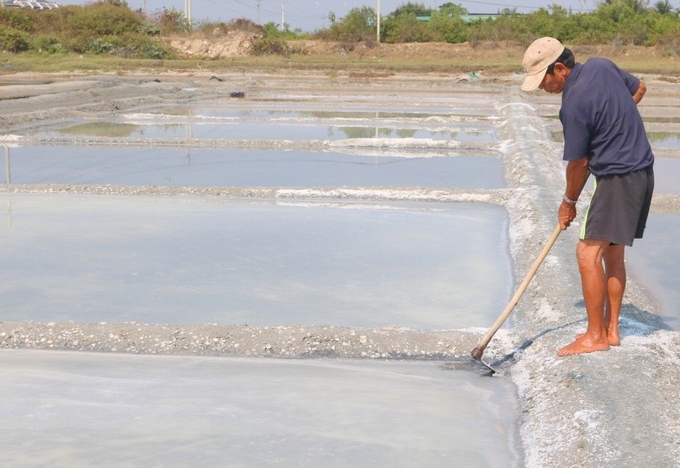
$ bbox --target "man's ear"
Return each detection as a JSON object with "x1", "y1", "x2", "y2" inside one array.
[{"x1": 553, "y1": 62, "x2": 568, "y2": 75}]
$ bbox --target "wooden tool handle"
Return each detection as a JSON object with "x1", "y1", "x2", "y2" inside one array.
[{"x1": 471, "y1": 224, "x2": 562, "y2": 359}]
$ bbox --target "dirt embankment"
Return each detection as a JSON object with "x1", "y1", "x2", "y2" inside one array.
[{"x1": 161, "y1": 35, "x2": 677, "y2": 73}]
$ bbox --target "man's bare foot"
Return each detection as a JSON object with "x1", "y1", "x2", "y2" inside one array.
[
  {"x1": 575, "y1": 332, "x2": 620, "y2": 346},
  {"x1": 607, "y1": 329, "x2": 620, "y2": 346},
  {"x1": 558, "y1": 334, "x2": 610, "y2": 356}
]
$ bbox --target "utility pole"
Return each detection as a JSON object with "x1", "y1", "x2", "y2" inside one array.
[
  {"x1": 184, "y1": 0, "x2": 192, "y2": 24},
  {"x1": 257, "y1": 0, "x2": 260, "y2": 24},
  {"x1": 376, "y1": 0, "x2": 381, "y2": 43},
  {"x1": 281, "y1": 0, "x2": 285, "y2": 31}
]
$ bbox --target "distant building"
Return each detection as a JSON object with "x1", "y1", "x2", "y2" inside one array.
[
  {"x1": 1, "y1": 0, "x2": 60, "y2": 9},
  {"x1": 416, "y1": 13, "x2": 502, "y2": 24},
  {"x1": 459, "y1": 14, "x2": 501, "y2": 24}
]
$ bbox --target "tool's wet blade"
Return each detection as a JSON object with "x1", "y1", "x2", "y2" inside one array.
[
  {"x1": 441, "y1": 358, "x2": 496, "y2": 376},
  {"x1": 472, "y1": 358, "x2": 497, "y2": 376}
]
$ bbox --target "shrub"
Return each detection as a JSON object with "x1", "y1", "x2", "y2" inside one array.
[
  {"x1": 0, "y1": 28, "x2": 30, "y2": 53},
  {"x1": 153, "y1": 8, "x2": 191, "y2": 35},
  {"x1": 382, "y1": 13, "x2": 438, "y2": 43},
  {"x1": 139, "y1": 23, "x2": 162, "y2": 36},
  {"x1": 32, "y1": 36, "x2": 65, "y2": 54},
  {"x1": 315, "y1": 6, "x2": 376, "y2": 42},
  {"x1": 428, "y1": 11, "x2": 468, "y2": 43},
  {"x1": 85, "y1": 34, "x2": 173, "y2": 58},
  {"x1": 250, "y1": 37, "x2": 305, "y2": 56},
  {"x1": 87, "y1": 37, "x2": 120, "y2": 55},
  {"x1": 67, "y1": 1, "x2": 144, "y2": 38},
  {"x1": 0, "y1": 8, "x2": 36, "y2": 32},
  {"x1": 140, "y1": 42, "x2": 171, "y2": 59}
]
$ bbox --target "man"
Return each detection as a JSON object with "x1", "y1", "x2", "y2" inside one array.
[{"x1": 521, "y1": 37, "x2": 654, "y2": 356}]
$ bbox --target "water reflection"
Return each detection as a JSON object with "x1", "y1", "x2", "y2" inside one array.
[
  {"x1": 647, "y1": 132, "x2": 680, "y2": 147},
  {"x1": 57, "y1": 122, "x2": 144, "y2": 138},
  {"x1": 29, "y1": 121, "x2": 496, "y2": 142},
  {"x1": 147, "y1": 107, "x2": 490, "y2": 120}
]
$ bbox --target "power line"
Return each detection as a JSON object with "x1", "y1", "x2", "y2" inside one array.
[{"x1": 459, "y1": 0, "x2": 595, "y2": 13}]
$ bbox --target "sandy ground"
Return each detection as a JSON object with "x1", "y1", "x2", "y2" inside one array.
[{"x1": 2, "y1": 69, "x2": 680, "y2": 467}]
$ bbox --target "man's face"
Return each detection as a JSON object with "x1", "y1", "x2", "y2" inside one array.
[{"x1": 539, "y1": 63, "x2": 568, "y2": 94}]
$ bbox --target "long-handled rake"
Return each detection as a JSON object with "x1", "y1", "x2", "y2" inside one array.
[{"x1": 471, "y1": 224, "x2": 562, "y2": 369}]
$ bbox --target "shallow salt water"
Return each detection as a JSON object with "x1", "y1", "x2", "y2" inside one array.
[
  {"x1": 626, "y1": 213, "x2": 680, "y2": 330},
  {"x1": 2, "y1": 146, "x2": 503, "y2": 189},
  {"x1": 647, "y1": 132, "x2": 680, "y2": 147},
  {"x1": 0, "y1": 194, "x2": 511, "y2": 329},
  {"x1": 0, "y1": 90, "x2": 521, "y2": 466},
  {"x1": 651, "y1": 158, "x2": 680, "y2": 194},
  {"x1": 26, "y1": 121, "x2": 497, "y2": 143},
  {"x1": 0, "y1": 350, "x2": 521, "y2": 467},
  {"x1": 175, "y1": 99, "x2": 498, "y2": 118}
]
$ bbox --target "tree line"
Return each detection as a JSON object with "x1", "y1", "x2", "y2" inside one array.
[
  {"x1": 1, "y1": 0, "x2": 679, "y2": 58},
  {"x1": 315, "y1": 1, "x2": 680, "y2": 53}
]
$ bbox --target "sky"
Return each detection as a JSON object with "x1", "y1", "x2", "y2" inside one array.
[{"x1": 55, "y1": 0, "x2": 677, "y2": 32}]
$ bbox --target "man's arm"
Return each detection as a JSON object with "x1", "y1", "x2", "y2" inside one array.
[
  {"x1": 632, "y1": 80, "x2": 646, "y2": 104},
  {"x1": 559, "y1": 157, "x2": 590, "y2": 230}
]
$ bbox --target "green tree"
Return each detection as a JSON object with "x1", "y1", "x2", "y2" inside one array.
[
  {"x1": 654, "y1": 0, "x2": 674, "y2": 14},
  {"x1": 382, "y1": 12, "x2": 436, "y2": 43},
  {"x1": 390, "y1": 2, "x2": 432, "y2": 17},
  {"x1": 467, "y1": 13, "x2": 521, "y2": 45},
  {"x1": 599, "y1": 0, "x2": 649, "y2": 12},
  {"x1": 438, "y1": 2, "x2": 468, "y2": 16},
  {"x1": 622, "y1": 0, "x2": 650, "y2": 13},
  {"x1": 428, "y1": 11, "x2": 468, "y2": 43},
  {"x1": 319, "y1": 6, "x2": 376, "y2": 42},
  {"x1": 548, "y1": 3, "x2": 569, "y2": 16}
]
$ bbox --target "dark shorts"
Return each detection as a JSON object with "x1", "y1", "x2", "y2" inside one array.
[{"x1": 580, "y1": 166, "x2": 654, "y2": 246}]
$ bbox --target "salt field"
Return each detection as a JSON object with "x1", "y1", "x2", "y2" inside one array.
[
  {"x1": 23, "y1": 119, "x2": 498, "y2": 142},
  {"x1": 0, "y1": 194, "x2": 510, "y2": 329},
  {"x1": 2, "y1": 146, "x2": 503, "y2": 189},
  {"x1": 650, "y1": 158, "x2": 680, "y2": 194},
  {"x1": 0, "y1": 75, "x2": 523, "y2": 466},
  {"x1": 627, "y1": 215, "x2": 680, "y2": 330},
  {"x1": 1, "y1": 351, "x2": 520, "y2": 467},
  {"x1": 3, "y1": 71, "x2": 680, "y2": 467}
]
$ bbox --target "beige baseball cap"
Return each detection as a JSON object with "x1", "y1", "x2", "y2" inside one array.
[{"x1": 521, "y1": 37, "x2": 565, "y2": 91}]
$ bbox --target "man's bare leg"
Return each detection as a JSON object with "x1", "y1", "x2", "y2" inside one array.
[
  {"x1": 558, "y1": 239, "x2": 611, "y2": 356},
  {"x1": 603, "y1": 244, "x2": 625, "y2": 346},
  {"x1": 574, "y1": 243, "x2": 626, "y2": 345}
]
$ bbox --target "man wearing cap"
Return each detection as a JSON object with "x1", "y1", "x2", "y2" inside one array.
[{"x1": 521, "y1": 37, "x2": 654, "y2": 356}]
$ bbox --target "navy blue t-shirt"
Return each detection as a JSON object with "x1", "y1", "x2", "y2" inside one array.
[{"x1": 560, "y1": 58, "x2": 654, "y2": 177}]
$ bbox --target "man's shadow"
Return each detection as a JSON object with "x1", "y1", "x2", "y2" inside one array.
[{"x1": 488, "y1": 301, "x2": 672, "y2": 369}]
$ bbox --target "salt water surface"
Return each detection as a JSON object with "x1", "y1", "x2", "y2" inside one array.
[
  {"x1": 0, "y1": 350, "x2": 521, "y2": 468},
  {"x1": 626, "y1": 213, "x2": 680, "y2": 330},
  {"x1": 0, "y1": 193, "x2": 511, "y2": 329},
  {"x1": 0, "y1": 83, "x2": 522, "y2": 467},
  {"x1": 2, "y1": 146, "x2": 503, "y2": 190}
]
